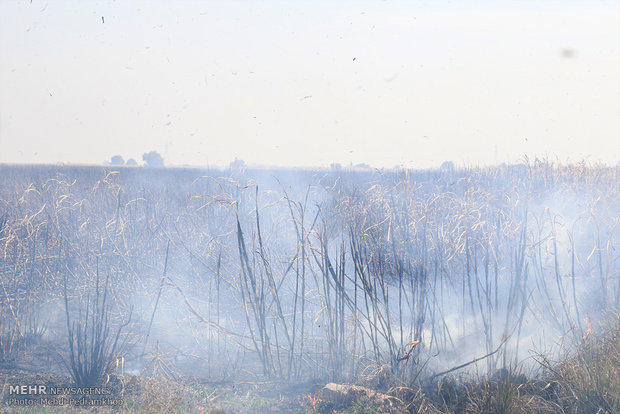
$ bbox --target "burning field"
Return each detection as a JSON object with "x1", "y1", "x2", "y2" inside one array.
[{"x1": 0, "y1": 161, "x2": 618, "y2": 413}]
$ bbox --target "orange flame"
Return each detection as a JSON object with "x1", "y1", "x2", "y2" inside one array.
[
  {"x1": 583, "y1": 317, "x2": 592, "y2": 339},
  {"x1": 307, "y1": 392, "x2": 318, "y2": 410}
]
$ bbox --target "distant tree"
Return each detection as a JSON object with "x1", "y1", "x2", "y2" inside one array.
[
  {"x1": 126, "y1": 158, "x2": 138, "y2": 166},
  {"x1": 110, "y1": 155, "x2": 125, "y2": 165},
  {"x1": 440, "y1": 161, "x2": 455, "y2": 172},
  {"x1": 142, "y1": 151, "x2": 164, "y2": 168},
  {"x1": 230, "y1": 158, "x2": 246, "y2": 170},
  {"x1": 330, "y1": 163, "x2": 342, "y2": 171}
]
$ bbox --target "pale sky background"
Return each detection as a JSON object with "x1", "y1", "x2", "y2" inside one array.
[{"x1": 0, "y1": 0, "x2": 618, "y2": 169}]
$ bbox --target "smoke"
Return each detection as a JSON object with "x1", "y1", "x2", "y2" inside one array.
[{"x1": 0, "y1": 162, "x2": 618, "y2": 384}]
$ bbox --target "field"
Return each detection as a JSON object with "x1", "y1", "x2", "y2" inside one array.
[{"x1": 0, "y1": 161, "x2": 618, "y2": 413}]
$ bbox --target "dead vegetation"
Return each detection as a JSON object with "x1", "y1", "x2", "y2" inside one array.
[
  {"x1": 0, "y1": 160, "x2": 618, "y2": 412},
  {"x1": 62, "y1": 260, "x2": 132, "y2": 388}
]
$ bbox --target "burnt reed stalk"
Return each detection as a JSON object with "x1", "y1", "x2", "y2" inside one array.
[
  {"x1": 254, "y1": 189, "x2": 293, "y2": 376},
  {"x1": 63, "y1": 259, "x2": 131, "y2": 387},
  {"x1": 236, "y1": 215, "x2": 274, "y2": 377}
]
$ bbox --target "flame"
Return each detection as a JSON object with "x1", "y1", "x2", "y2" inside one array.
[
  {"x1": 307, "y1": 392, "x2": 318, "y2": 410},
  {"x1": 583, "y1": 317, "x2": 592, "y2": 339}
]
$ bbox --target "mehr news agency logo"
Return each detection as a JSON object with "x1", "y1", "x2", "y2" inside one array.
[{"x1": 6, "y1": 384, "x2": 123, "y2": 407}]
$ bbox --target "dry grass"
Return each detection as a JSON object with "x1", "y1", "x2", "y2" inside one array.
[
  {"x1": 0, "y1": 162, "x2": 617, "y2": 412},
  {"x1": 541, "y1": 313, "x2": 619, "y2": 413}
]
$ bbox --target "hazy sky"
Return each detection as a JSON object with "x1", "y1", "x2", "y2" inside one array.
[{"x1": 1, "y1": 0, "x2": 618, "y2": 169}]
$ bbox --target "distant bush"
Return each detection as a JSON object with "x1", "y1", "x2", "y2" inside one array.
[
  {"x1": 440, "y1": 161, "x2": 455, "y2": 171},
  {"x1": 229, "y1": 158, "x2": 245, "y2": 170},
  {"x1": 143, "y1": 151, "x2": 164, "y2": 168},
  {"x1": 110, "y1": 155, "x2": 125, "y2": 165}
]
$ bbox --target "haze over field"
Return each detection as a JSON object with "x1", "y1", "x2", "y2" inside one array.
[
  {"x1": 1, "y1": 0, "x2": 619, "y2": 169},
  {"x1": 1, "y1": 3, "x2": 620, "y2": 411}
]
